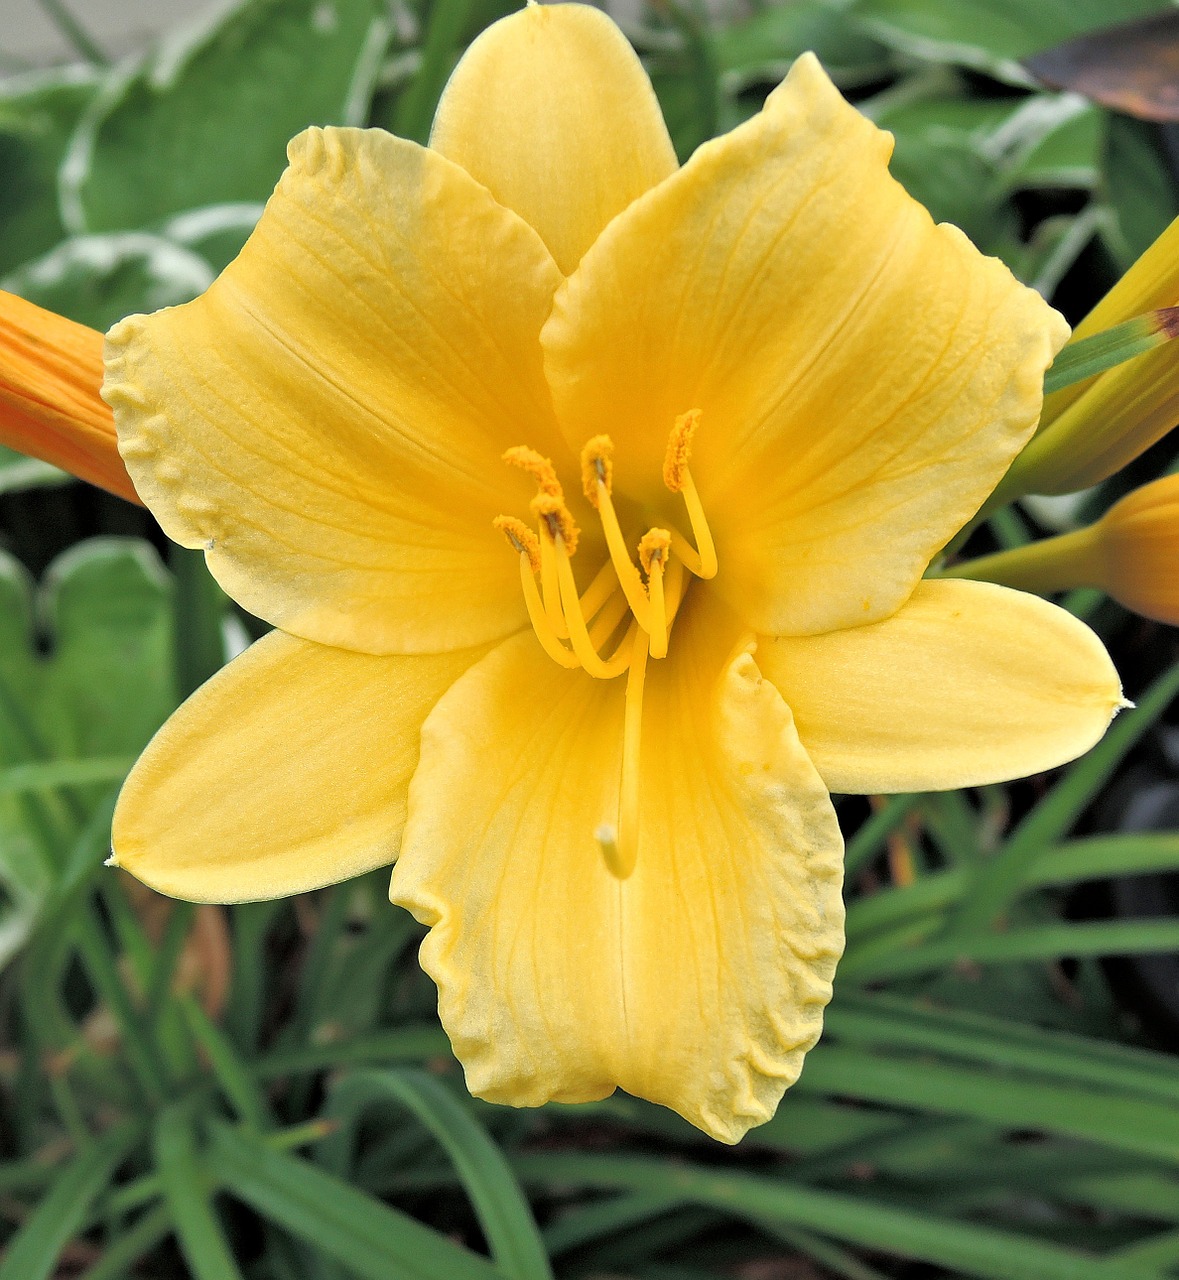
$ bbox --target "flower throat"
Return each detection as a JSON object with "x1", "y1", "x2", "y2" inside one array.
[{"x1": 494, "y1": 411, "x2": 717, "y2": 880}]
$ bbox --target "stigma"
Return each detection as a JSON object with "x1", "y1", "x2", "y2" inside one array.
[{"x1": 493, "y1": 413, "x2": 718, "y2": 880}]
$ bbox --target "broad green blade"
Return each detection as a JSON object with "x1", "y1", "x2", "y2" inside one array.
[
  {"x1": 0, "y1": 1122, "x2": 139, "y2": 1280},
  {"x1": 209, "y1": 1121, "x2": 501, "y2": 1280},
  {"x1": 325, "y1": 1070, "x2": 552, "y2": 1280},
  {"x1": 153, "y1": 1105, "x2": 246, "y2": 1280}
]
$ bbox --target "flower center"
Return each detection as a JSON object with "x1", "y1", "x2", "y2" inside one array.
[{"x1": 493, "y1": 411, "x2": 717, "y2": 880}]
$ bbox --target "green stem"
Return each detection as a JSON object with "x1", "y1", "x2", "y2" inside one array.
[{"x1": 947, "y1": 525, "x2": 1103, "y2": 596}]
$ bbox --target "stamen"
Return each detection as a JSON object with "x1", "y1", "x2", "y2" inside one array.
[
  {"x1": 638, "y1": 529, "x2": 671, "y2": 660},
  {"x1": 537, "y1": 524, "x2": 570, "y2": 638},
  {"x1": 580, "y1": 558, "x2": 620, "y2": 621},
  {"x1": 580, "y1": 435, "x2": 614, "y2": 507},
  {"x1": 531, "y1": 492, "x2": 580, "y2": 556},
  {"x1": 493, "y1": 516, "x2": 540, "y2": 574},
  {"x1": 663, "y1": 409, "x2": 699, "y2": 493},
  {"x1": 503, "y1": 445, "x2": 562, "y2": 496},
  {"x1": 664, "y1": 555, "x2": 688, "y2": 628},
  {"x1": 515, "y1": 552, "x2": 580, "y2": 669},
  {"x1": 554, "y1": 536, "x2": 630, "y2": 679},
  {"x1": 663, "y1": 410, "x2": 717, "y2": 579},
  {"x1": 598, "y1": 627, "x2": 649, "y2": 880},
  {"x1": 588, "y1": 587, "x2": 630, "y2": 649}
]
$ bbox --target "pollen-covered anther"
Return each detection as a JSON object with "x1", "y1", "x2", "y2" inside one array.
[
  {"x1": 493, "y1": 515, "x2": 541, "y2": 574},
  {"x1": 580, "y1": 434, "x2": 614, "y2": 507},
  {"x1": 663, "y1": 408, "x2": 701, "y2": 493},
  {"x1": 638, "y1": 528, "x2": 671, "y2": 576},
  {"x1": 503, "y1": 445, "x2": 563, "y2": 497},
  {"x1": 530, "y1": 492, "x2": 580, "y2": 555},
  {"x1": 662, "y1": 409, "x2": 717, "y2": 580}
]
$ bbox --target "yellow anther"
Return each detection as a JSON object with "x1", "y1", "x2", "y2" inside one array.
[
  {"x1": 531, "y1": 492, "x2": 580, "y2": 556},
  {"x1": 637, "y1": 528, "x2": 671, "y2": 576},
  {"x1": 580, "y1": 434, "x2": 614, "y2": 507},
  {"x1": 662, "y1": 409, "x2": 716, "y2": 580},
  {"x1": 503, "y1": 445, "x2": 563, "y2": 497},
  {"x1": 492, "y1": 516, "x2": 540, "y2": 574},
  {"x1": 663, "y1": 408, "x2": 700, "y2": 493}
]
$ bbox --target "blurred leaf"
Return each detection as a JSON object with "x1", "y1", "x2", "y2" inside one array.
[
  {"x1": 1101, "y1": 115, "x2": 1179, "y2": 270},
  {"x1": 393, "y1": 0, "x2": 477, "y2": 143},
  {"x1": 210, "y1": 1120, "x2": 503, "y2": 1280},
  {"x1": 1026, "y1": 11, "x2": 1179, "y2": 121},
  {"x1": 0, "y1": 67, "x2": 97, "y2": 276},
  {"x1": 0, "y1": 1121, "x2": 139, "y2": 1280},
  {"x1": 853, "y1": 0, "x2": 1174, "y2": 84},
  {"x1": 511, "y1": 1154, "x2": 1146, "y2": 1280},
  {"x1": 799, "y1": 1042, "x2": 1179, "y2": 1161},
  {"x1": 36, "y1": 538, "x2": 176, "y2": 758},
  {"x1": 325, "y1": 1069, "x2": 552, "y2": 1280},
  {"x1": 649, "y1": 7, "x2": 721, "y2": 163},
  {"x1": 871, "y1": 89, "x2": 1102, "y2": 251},
  {"x1": 0, "y1": 445, "x2": 69, "y2": 495},
  {"x1": 61, "y1": 0, "x2": 388, "y2": 234},
  {"x1": 159, "y1": 203, "x2": 263, "y2": 273},
  {"x1": 2, "y1": 232, "x2": 213, "y2": 330},
  {"x1": 154, "y1": 1105, "x2": 247, "y2": 1280},
  {"x1": 714, "y1": 3, "x2": 889, "y2": 95}
]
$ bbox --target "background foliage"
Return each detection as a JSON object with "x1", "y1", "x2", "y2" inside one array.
[{"x1": 3, "y1": 0, "x2": 1179, "y2": 1277}]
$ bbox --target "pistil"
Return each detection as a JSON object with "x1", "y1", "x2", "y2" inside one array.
[{"x1": 597, "y1": 626, "x2": 649, "y2": 880}]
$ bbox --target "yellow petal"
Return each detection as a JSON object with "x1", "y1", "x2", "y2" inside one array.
[
  {"x1": 104, "y1": 127, "x2": 565, "y2": 656},
  {"x1": 757, "y1": 580, "x2": 1123, "y2": 795},
  {"x1": 392, "y1": 590, "x2": 844, "y2": 1143},
  {"x1": 430, "y1": 3, "x2": 676, "y2": 274},
  {"x1": 542, "y1": 53, "x2": 1068, "y2": 636},
  {"x1": 112, "y1": 629, "x2": 487, "y2": 902},
  {"x1": 0, "y1": 290, "x2": 139, "y2": 504}
]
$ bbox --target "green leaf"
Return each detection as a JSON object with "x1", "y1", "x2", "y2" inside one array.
[
  {"x1": 0, "y1": 757, "x2": 133, "y2": 795},
  {"x1": 853, "y1": 0, "x2": 1174, "y2": 84},
  {"x1": 153, "y1": 1105, "x2": 247, "y2": 1280},
  {"x1": 209, "y1": 1120, "x2": 503, "y2": 1280},
  {"x1": 844, "y1": 917, "x2": 1179, "y2": 982},
  {"x1": 713, "y1": 3, "x2": 889, "y2": 95},
  {"x1": 829, "y1": 992, "x2": 1179, "y2": 1106},
  {"x1": 393, "y1": 0, "x2": 478, "y2": 144},
  {"x1": 0, "y1": 1122, "x2": 139, "y2": 1280},
  {"x1": 0, "y1": 67, "x2": 97, "y2": 275},
  {"x1": 949, "y1": 658, "x2": 1179, "y2": 934},
  {"x1": 0, "y1": 446, "x2": 69, "y2": 496},
  {"x1": 158, "y1": 203, "x2": 262, "y2": 273},
  {"x1": 325, "y1": 1069, "x2": 552, "y2": 1280},
  {"x1": 2, "y1": 233, "x2": 213, "y2": 331},
  {"x1": 798, "y1": 1042, "x2": 1179, "y2": 1162},
  {"x1": 37, "y1": 538, "x2": 177, "y2": 759},
  {"x1": 510, "y1": 1154, "x2": 1147, "y2": 1280},
  {"x1": 1043, "y1": 308, "x2": 1179, "y2": 393},
  {"x1": 1101, "y1": 114, "x2": 1179, "y2": 270},
  {"x1": 62, "y1": 0, "x2": 388, "y2": 234}
]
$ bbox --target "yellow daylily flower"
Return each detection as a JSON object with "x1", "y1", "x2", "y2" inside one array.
[
  {"x1": 104, "y1": 3, "x2": 1123, "y2": 1142},
  {"x1": 954, "y1": 473, "x2": 1179, "y2": 626},
  {"x1": 0, "y1": 290, "x2": 139, "y2": 504}
]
